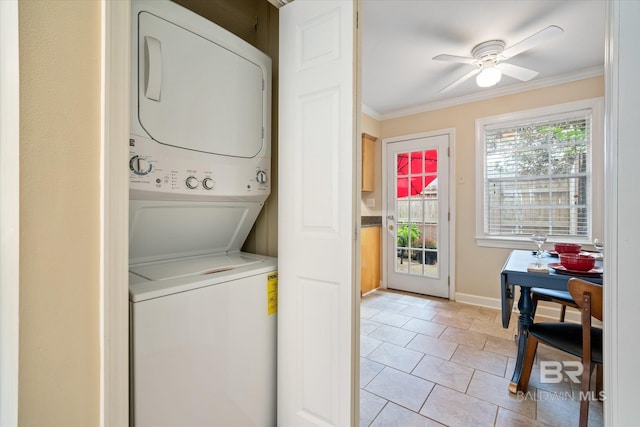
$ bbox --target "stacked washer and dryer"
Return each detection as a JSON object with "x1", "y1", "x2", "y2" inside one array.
[{"x1": 128, "y1": 1, "x2": 276, "y2": 426}]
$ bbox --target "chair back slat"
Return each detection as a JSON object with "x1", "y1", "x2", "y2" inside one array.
[{"x1": 568, "y1": 277, "x2": 603, "y2": 321}]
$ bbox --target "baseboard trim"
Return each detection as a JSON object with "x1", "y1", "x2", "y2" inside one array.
[
  {"x1": 454, "y1": 292, "x2": 502, "y2": 310},
  {"x1": 454, "y1": 292, "x2": 582, "y2": 323}
]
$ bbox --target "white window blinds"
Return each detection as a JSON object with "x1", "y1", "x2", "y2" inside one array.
[{"x1": 482, "y1": 109, "x2": 592, "y2": 238}]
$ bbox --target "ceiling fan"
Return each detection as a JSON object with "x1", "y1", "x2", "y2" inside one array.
[{"x1": 433, "y1": 25, "x2": 564, "y2": 93}]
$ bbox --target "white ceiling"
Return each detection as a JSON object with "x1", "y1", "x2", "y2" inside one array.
[{"x1": 361, "y1": 0, "x2": 606, "y2": 119}]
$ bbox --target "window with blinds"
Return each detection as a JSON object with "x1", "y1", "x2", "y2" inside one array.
[{"x1": 475, "y1": 98, "x2": 603, "y2": 246}]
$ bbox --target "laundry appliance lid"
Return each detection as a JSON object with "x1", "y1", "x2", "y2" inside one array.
[
  {"x1": 128, "y1": 200, "x2": 263, "y2": 265},
  {"x1": 130, "y1": 252, "x2": 263, "y2": 281},
  {"x1": 128, "y1": 251, "x2": 277, "y2": 302}
]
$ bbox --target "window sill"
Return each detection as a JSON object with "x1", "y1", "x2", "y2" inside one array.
[{"x1": 476, "y1": 236, "x2": 594, "y2": 251}]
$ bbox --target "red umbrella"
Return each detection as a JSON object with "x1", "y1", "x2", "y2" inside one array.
[{"x1": 396, "y1": 149, "x2": 438, "y2": 197}]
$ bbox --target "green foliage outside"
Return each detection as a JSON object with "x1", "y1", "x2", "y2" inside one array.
[
  {"x1": 487, "y1": 120, "x2": 588, "y2": 178},
  {"x1": 397, "y1": 224, "x2": 420, "y2": 247}
]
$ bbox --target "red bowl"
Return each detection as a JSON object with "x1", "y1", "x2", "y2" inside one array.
[
  {"x1": 559, "y1": 253, "x2": 595, "y2": 271},
  {"x1": 554, "y1": 243, "x2": 582, "y2": 254}
]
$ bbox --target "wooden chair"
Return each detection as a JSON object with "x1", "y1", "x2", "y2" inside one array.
[
  {"x1": 519, "y1": 278, "x2": 603, "y2": 427},
  {"x1": 531, "y1": 287, "x2": 579, "y2": 322}
]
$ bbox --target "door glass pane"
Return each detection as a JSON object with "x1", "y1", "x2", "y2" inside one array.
[
  {"x1": 410, "y1": 176, "x2": 423, "y2": 196},
  {"x1": 413, "y1": 152, "x2": 424, "y2": 174},
  {"x1": 396, "y1": 177, "x2": 408, "y2": 198},
  {"x1": 397, "y1": 152, "x2": 408, "y2": 175},
  {"x1": 425, "y1": 149, "x2": 438, "y2": 173},
  {"x1": 395, "y1": 150, "x2": 439, "y2": 278}
]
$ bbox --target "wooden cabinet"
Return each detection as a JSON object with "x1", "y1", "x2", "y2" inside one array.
[
  {"x1": 361, "y1": 226, "x2": 381, "y2": 295},
  {"x1": 362, "y1": 133, "x2": 376, "y2": 192}
]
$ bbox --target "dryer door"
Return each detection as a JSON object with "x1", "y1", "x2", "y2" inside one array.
[{"x1": 136, "y1": 11, "x2": 267, "y2": 158}]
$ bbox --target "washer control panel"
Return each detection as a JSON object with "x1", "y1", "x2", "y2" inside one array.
[{"x1": 129, "y1": 135, "x2": 270, "y2": 200}]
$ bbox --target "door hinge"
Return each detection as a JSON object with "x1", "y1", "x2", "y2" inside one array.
[
  {"x1": 448, "y1": 276, "x2": 450, "y2": 286},
  {"x1": 356, "y1": 11, "x2": 359, "y2": 29},
  {"x1": 448, "y1": 211, "x2": 450, "y2": 221},
  {"x1": 447, "y1": 147, "x2": 450, "y2": 157}
]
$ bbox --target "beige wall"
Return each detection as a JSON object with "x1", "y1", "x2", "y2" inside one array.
[
  {"x1": 381, "y1": 77, "x2": 604, "y2": 301},
  {"x1": 18, "y1": 1, "x2": 101, "y2": 425}
]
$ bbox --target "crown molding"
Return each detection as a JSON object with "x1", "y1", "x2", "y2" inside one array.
[
  {"x1": 366, "y1": 66, "x2": 604, "y2": 121},
  {"x1": 361, "y1": 104, "x2": 382, "y2": 121}
]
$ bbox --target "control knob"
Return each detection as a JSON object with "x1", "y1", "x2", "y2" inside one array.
[
  {"x1": 130, "y1": 156, "x2": 152, "y2": 175},
  {"x1": 185, "y1": 176, "x2": 199, "y2": 189},
  {"x1": 256, "y1": 170, "x2": 268, "y2": 184},
  {"x1": 202, "y1": 177, "x2": 215, "y2": 190}
]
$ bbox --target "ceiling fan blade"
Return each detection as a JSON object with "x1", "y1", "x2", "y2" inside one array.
[
  {"x1": 432, "y1": 54, "x2": 477, "y2": 65},
  {"x1": 501, "y1": 25, "x2": 564, "y2": 59},
  {"x1": 440, "y1": 68, "x2": 480, "y2": 93},
  {"x1": 497, "y1": 62, "x2": 539, "y2": 81}
]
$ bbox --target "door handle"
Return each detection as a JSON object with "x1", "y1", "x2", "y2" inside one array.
[{"x1": 144, "y1": 36, "x2": 162, "y2": 101}]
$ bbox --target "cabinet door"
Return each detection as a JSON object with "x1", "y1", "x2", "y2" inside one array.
[
  {"x1": 362, "y1": 133, "x2": 376, "y2": 191},
  {"x1": 361, "y1": 226, "x2": 381, "y2": 294}
]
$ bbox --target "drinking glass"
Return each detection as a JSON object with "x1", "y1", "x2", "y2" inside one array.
[
  {"x1": 593, "y1": 238, "x2": 604, "y2": 254},
  {"x1": 531, "y1": 232, "x2": 547, "y2": 258}
]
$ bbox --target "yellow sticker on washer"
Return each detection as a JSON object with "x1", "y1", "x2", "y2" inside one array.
[{"x1": 267, "y1": 272, "x2": 278, "y2": 315}]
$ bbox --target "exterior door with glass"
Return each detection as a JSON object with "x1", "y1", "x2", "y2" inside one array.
[{"x1": 385, "y1": 133, "x2": 450, "y2": 298}]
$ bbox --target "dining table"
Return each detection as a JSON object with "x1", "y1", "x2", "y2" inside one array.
[{"x1": 500, "y1": 249, "x2": 603, "y2": 393}]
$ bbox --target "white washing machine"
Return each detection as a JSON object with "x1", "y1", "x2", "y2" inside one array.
[
  {"x1": 129, "y1": 253, "x2": 277, "y2": 427},
  {"x1": 128, "y1": 1, "x2": 275, "y2": 425}
]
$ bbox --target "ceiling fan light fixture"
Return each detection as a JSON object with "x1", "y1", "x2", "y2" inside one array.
[{"x1": 476, "y1": 66, "x2": 502, "y2": 88}]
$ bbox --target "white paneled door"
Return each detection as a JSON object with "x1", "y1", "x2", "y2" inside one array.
[
  {"x1": 278, "y1": 1, "x2": 358, "y2": 426},
  {"x1": 385, "y1": 133, "x2": 450, "y2": 298}
]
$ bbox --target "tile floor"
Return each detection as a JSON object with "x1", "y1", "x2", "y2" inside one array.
[{"x1": 360, "y1": 289, "x2": 604, "y2": 427}]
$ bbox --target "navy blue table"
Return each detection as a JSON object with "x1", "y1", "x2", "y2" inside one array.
[{"x1": 500, "y1": 250, "x2": 603, "y2": 393}]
